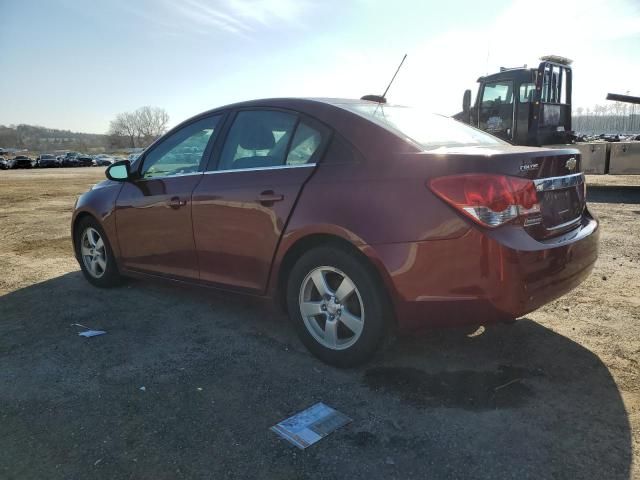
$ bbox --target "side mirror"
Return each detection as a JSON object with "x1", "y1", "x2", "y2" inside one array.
[
  {"x1": 105, "y1": 160, "x2": 131, "y2": 181},
  {"x1": 462, "y1": 89, "x2": 472, "y2": 123}
]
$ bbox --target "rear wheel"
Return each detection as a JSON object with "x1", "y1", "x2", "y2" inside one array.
[
  {"x1": 75, "y1": 217, "x2": 123, "y2": 288},
  {"x1": 287, "y1": 246, "x2": 391, "y2": 367}
]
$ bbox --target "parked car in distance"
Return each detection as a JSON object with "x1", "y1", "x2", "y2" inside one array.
[
  {"x1": 76, "y1": 155, "x2": 93, "y2": 167},
  {"x1": 0, "y1": 156, "x2": 10, "y2": 170},
  {"x1": 36, "y1": 154, "x2": 60, "y2": 168},
  {"x1": 93, "y1": 154, "x2": 115, "y2": 166},
  {"x1": 62, "y1": 157, "x2": 79, "y2": 167},
  {"x1": 61, "y1": 152, "x2": 79, "y2": 167},
  {"x1": 12, "y1": 155, "x2": 34, "y2": 168},
  {"x1": 72, "y1": 97, "x2": 599, "y2": 367}
]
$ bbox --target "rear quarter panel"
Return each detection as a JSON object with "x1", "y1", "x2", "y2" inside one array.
[
  {"x1": 267, "y1": 149, "x2": 472, "y2": 298},
  {"x1": 286, "y1": 159, "x2": 470, "y2": 245}
]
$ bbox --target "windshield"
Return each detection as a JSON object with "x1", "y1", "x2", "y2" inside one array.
[{"x1": 343, "y1": 104, "x2": 507, "y2": 150}]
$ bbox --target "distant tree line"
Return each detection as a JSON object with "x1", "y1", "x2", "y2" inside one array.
[
  {"x1": 0, "y1": 106, "x2": 170, "y2": 154},
  {"x1": 108, "y1": 106, "x2": 169, "y2": 148},
  {"x1": 573, "y1": 102, "x2": 640, "y2": 135},
  {"x1": 0, "y1": 124, "x2": 107, "y2": 153}
]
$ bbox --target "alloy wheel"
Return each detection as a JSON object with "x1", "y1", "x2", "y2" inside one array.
[
  {"x1": 299, "y1": 266, "x2": 365, "y2": 350},
  {"x1": 80, "y1": 227, "x2": 107, "y2": 279}
]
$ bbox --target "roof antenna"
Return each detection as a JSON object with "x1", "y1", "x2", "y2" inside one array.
[
  {"x1": 382, "y1": 53, "x2": 407, "y2": 100},
  {"x1": 361, "y1": 53, "x2": 407, "y2": 105}
]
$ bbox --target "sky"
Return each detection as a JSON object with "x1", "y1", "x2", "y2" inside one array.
[{"x1": 1, "y1": 0, "x2": 639, "y2": 134}]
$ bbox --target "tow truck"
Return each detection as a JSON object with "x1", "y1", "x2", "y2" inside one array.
[{"x1": 455, "y1": 55, "x2": 640, "y2": 174}]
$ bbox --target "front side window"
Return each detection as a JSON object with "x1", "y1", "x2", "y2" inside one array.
[
  {"x1": 481, "y1": 81, "x2": 514, "y2": 106},
  {"x1": 217, "y1": 110, "x2": 297, "y2": 171},
  {"x1": 141, "y1": 115, "x2": 221, "y2": 179}
]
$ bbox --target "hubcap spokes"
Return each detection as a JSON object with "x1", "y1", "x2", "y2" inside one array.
[
  {"x1": 81, "y1": 228, "x2": 107, "y2": 278},
  {"x1": 299, "y1": 266, "x2": 364, "y2": 350}
]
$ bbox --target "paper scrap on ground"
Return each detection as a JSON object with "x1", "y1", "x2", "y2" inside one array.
[
  {"x1": 78, "y1": 330, "x2": 106, "y2": 338},
  {"x1": 271, "y1": 402, "x2": 351, "y2": 449}
]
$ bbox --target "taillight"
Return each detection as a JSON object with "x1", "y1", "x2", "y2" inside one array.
[{"x1": 428, "y1": 174, "x2": 541, "y2": 228}]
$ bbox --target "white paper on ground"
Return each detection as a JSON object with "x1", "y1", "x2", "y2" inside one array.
[
  {"x1": 78, "y1": 330, "x2": 106, "y2": 338},
  {"x1": 270, "y1": 402, "x2": 351, "y2": 449}
]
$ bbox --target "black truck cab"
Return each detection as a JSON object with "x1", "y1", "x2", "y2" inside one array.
[{"x1": 457, "y1": 56, "x2": 573, "y2": 146}]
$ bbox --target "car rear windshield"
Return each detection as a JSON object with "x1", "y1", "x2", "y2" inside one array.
[{"x1": 343, "y1": 104, "x2": 507, "y2": 150}]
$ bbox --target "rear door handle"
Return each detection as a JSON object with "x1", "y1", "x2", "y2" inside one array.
[
  {"x1": 167, "y1": 196, "x2": 187, "y2": 209},
  {"x1": 257, "y1": 190, "x2": 284, "y2": 205}
]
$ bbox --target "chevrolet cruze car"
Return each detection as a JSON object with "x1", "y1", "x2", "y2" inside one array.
[{"x1": 72, "y1": 98, "x2": 599, "y2": 366}]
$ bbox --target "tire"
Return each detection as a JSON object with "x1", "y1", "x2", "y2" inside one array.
[
  {"x1": 74, "y1": 216, "x2": 123, "y2": 288},
  {"x1": 286, "y1": 246, "x2": 391, "y2": 367}
]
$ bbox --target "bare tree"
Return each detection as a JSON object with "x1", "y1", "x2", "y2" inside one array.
[
  {"x1": 135, "y1": 106, "x2": 170, "y2": 143},
  {"x1": 107, "y1": 106, "x2": 169, "y2": 148},
  {"x1": 108, "y1": 112, "x2": 138, "y2": 148},
  {"x1": 573, "y1": 101, "x2": 640, "y2": 135}
]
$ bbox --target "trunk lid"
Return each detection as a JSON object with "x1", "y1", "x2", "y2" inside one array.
[{"x1": 420, "y1": 145, "x2": 585, "y2": 238}]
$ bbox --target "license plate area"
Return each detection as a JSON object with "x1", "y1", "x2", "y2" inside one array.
[
  {"x1": 528, "y1": 173, "x2": 585, "y2": 238},
  {"x1": 539, "y1": 188, "x2": 583, "y2": 229}
]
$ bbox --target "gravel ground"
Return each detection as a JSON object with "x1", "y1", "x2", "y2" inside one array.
[{"x1": 0, "y1": 168, "x2": 638, "y2": 479}]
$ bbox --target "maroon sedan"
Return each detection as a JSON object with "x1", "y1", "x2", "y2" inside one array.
[{"x1": 72, "y1": 98, "x2": 599, "y2": 366}]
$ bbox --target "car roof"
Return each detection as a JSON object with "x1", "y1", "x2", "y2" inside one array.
[
  {"x1": 176, "y1": 96, "x2": 398, "y2": 136},
  {"x1": 153, "y1": 97, "x2": 419, "y2": 162},
  {"x1": 220, "y1": 97, "x2": 377, "y2": 108},
  {"x1": 190, "y1": 97, "x2": 395, "y2": 120}
]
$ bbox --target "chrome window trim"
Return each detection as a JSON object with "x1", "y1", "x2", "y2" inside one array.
[
  {"x1": 139, "y1": 171, "x2": 203, "y2": 181},
  {"x1": 533, "y1": 172, "x2": 584, "y2": 192},
  {"x1": 204, "y1": 163, "x2": 316, "y2": 175}
]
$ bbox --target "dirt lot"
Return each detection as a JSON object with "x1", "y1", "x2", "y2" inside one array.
[{"x1": 1, "y1": 168, "x2": 639, "y2": 479}]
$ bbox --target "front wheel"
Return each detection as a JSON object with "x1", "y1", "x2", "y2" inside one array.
[
  {"x1": 74, "y1": 217, "x2": 123, "y2": 288},
  {"x1": 287, "y1": 246, "x2": 391, "y2": 367}
]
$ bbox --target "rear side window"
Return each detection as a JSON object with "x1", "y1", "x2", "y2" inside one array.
[
  {"x1": 286, "y1": 120, "x2": 326, "y2": 165},
  {"x1": 519, "y1": 83, "x2": 535, "y2": 103},
  {"x1": 217, "y1": 110, "x2": 297, "y2": 171}
]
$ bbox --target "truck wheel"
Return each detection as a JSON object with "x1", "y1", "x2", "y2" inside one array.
[
  {"x1": 74, "y1": 217, "x2": 123, "y2": 288},
  {"x1": 287, "y1": 246, "x2": 390, "y2": 367}
]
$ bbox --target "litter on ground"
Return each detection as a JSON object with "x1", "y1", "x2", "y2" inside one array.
[
  {"x1": 270, "y1": 402, "x2": 351, "y2": 449},
  {"x1": 78, "y1": 330, "x2": 106, "y2": 338}
]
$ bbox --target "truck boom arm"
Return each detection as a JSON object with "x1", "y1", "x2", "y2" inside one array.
[{"x1": 606, "y1": 93, "x2": 640, "y2": 105}]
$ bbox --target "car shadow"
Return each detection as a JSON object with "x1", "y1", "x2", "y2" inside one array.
[{"x1": 0, "y1": 272, "x2": 632, "y2": 479}]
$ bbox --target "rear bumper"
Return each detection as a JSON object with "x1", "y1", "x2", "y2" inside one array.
[{"x1": 369, "y1": 213, "x2": 599, "y2": 330}]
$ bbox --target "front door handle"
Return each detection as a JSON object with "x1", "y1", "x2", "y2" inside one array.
[
  {"x1": 257, "y1": 190, "x2": 284, "y2": 206},
  {"x1": 167, "y1": 196, "x2": 187, "y2": 209}
]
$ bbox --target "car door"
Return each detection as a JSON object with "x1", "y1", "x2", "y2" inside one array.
[
  {"x1": 478, "y1": 80, "x2": 514, "y2": 141},
  {"x1": 192, "y1": 109, "x2": 329, "y2": 293},
  {"x1": 115, "y1": 114, "x2": 224, "y2": 279}
]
